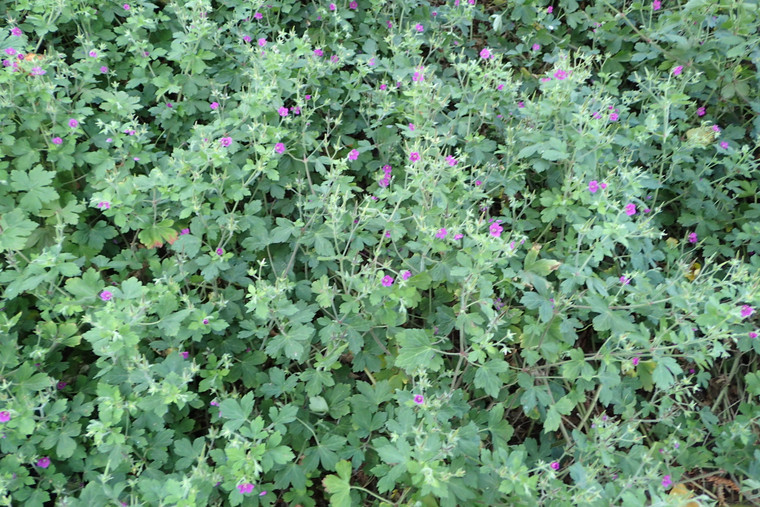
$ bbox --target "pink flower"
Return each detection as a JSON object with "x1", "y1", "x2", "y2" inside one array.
[
  {"x1": 210, "y1": 101, "x2": 219, "y2": 110},
  {"x1": 379, "y1": 84, "x2": 387, "y2": 90},
  {"x1": 413, "y1": 394, "x2": 424, "y2": 404},
  {"x1": 741, "y1": 305, "x2": 754, "y2": 318},
  {"x1": 11, "y1": 27, "x2": 22, "y2": 36},
  {"x1": 181, "y1": 228, "x2": 190, "y2": 235},
  {"x1": 36, "y1": 457, "x2": 51, "y2": 469},
  {"x1": 180, "y1": 351, "x2": 189, "y2": 359},
  {"x1": 632, "y1": 357, "x2": 640, "y2": 366},
  {"x1": 688, "y1": 232, "x2": 697, "y2": 243},
  {"x1": 436, "y1": 228, "x2": 448, "y2": 239},
  {"x1": 100, "y1": 66, "x2": 108, "y2": 73},
  {"x1": 237, "y1": 483, "x2": 255, "y2": 494},
  {"x1": 100, "y1": 290, "x2": 113, "y2": 301},
  {"x1": 697, "y1": 106, "x2": 705, "y2": 116},
  {"x1": 350, "y1": 1, "x2": 358, "y2": 9},
  {"x1": 381, "y1": 275, "x2": 394, "y2": 287},
  {"x1": 203, "y1": 318, "x2": 209, "y2": 325},
  {"x1": 554, "y1": 69, "x2": 567, "y2": 80},
  {"x1": 610, "y1": 113, "x2": 619, "y2": 121},
  {"x1": 220, "y1": 137, "x2": 232, "y2": 147},
  {"x1": 97, "y1": 201, "x2": 110, "y2": 210},
  {"x1": 123, "y1": 4, "x2": 130, "y2": 10},
  {"x1": 259, "y1": 491, "x2": 267, "y2": 496},
  {"x1": 750, "y1": 332, "x2": 758, "y2": 339},
  {"x1": 600, "y1": 182, "x2": 607, "y2": 190},
  {"x1": 547, "y1": 6, "x2": 554, "y2": 13},
  {"x1": 454, "y1": 233, "x2": 463, "y2": 240},
  {"x1": 446, "y1": 155, "x2": 458, "y2": 166},
  {"x1": 29, "y1": 66, "x2": 45, "y2": 76},
  {"x1": 216, "y1": 248, "x2": 224, "y2": 255},
  {"x1": 383, "y1": 164, "x2": 392, "y2": 174},
  {"x1": 348, "y1": 149, "x2": 359, "y2": 161},
  {"x1": 242, "y1": 35, "x2": 251, "y2": 43},
  {"x1": 379, "y1": 177, "x2": 390, "y2": 187},
  {"x1": 589, "y1": 180, "x2": 599, "y2": 193},
  {"x1": 719, "y1": 141, "x2": 728, "y2": 149},
  {"x1": 5, "y1": 48, "x2": 16, "y2": 56},
  {"x1": 275, "y1": 142, "x2": 285, "y2": 154},
  {"x1": 402, "y1": 270, "x2": 412, "y2": 280},
  {"x1": 68, "y1": 118, "x2": 79, "y2": 128},
  {"x1": 89, "y1": 50, "x2": 97, "y2": 57},
  {"x1": 415, "y1": 24, "x2": 424, "y2": 32},
  {"x1": 518, "y1": 101, "x2": 524, "y2": 108},
  {"x1": 278, "y1": 107, "x2": 288, "y2": 117},
  {"x1": 0, "y1": 411, "x2": 10, "y2": 423},
  {"x1": 497, "y1": 83, "x2": 504, "y2": 91},
  {"x1": 489, "y1": 222, "x2": 503, "y2": 238},
  {"x1": 550, "y1": 461, "x2": 559, "y2": 470},
  {"x1": 712, "y1": 124, "x2": 720, "y2": 133},
  {"x1": 314, "y1": 48, "x2": 323, "y2": 56},
  {"x1": 409, "y1": 123, "x2": 415, "y2": 131},
  {"x1": 480, "y1": 48, "x2": 492, "y2": 59},
  {"x1": 653, "y1": 0, "x2": 661, "y2": 10},
  {"x1": 409, "y1": 152, "x2": 420, "y2": 162},
  {"x1": 329, "y1": 3, "x2": 336, "y2": 10},
  {"x1": 662, "y1": 475, "x2": 672, "y2": 488},
  {"x1": 387, "y1": 20, "x2": 392, "y2": 28},
  {"x1": 620, "y1": 276, "x2": 630, "y2": 285},
  {"x1": 254, "y1": 12, "x2": 263, "y2": 19},
  {"x1": 258, "y1": 38, "x2": 267, "y2": 47},
  {"x1": 625, "y1": 203, "x2": 636, "y2": 216},
  {"x1": 475, "y1": 180, "x2": 482, "y2": 186},
  {"x1": 672, "y1": 65, "x2": 683, "y2": 76},
  {"x1": 305, "y1": 94, "x2": 311, "y2": 100},
  {"x1": 52, "y1": 136, "x2": 63, "y2": 145},
  {"x1": 532, "y1": 44, "x2": 540, "y2": 51}
]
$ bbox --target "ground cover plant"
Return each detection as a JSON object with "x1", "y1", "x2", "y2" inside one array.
[{"x1": 1, "y1": 0, "x2": 759, "y2": 505}]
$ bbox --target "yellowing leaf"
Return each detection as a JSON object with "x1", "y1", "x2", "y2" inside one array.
[
  {"x1": 669, "y1": 483, "x2": 700, "y2": 506},
  {"x1": 685, "y1": 262, "x2": 701, "y2": 281}
]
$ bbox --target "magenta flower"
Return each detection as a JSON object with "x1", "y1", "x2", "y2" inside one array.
[
  {"x1": 260, "y1": 491, "x2": 267, "y2": 496},
  {"x1": 409, "y1": 152, "x2": 420, "y2": 162},
  {"x1": 100, "y1": 65, "x2": 108, "y2": 73},
  {"x1": 589, "y1": 180, "x2": 599, "y2": 193},
  {"x1": 446, "y1": 155, "x2": 458, "y2": 166},
  {"x1": 216, "y1": 248, "x2": 224, "y2": 256},
  {"x1": 600, "y1": 182, "x2": 607, "y2": 189},
  {"x1": 348, "y1": 149, "x2": 359, "y2": 161},
  {"x1": 68, "y1": 118, "x2": 79, "y2": 128},
  {"x1": 741, "y1": 305, "x2": 754, "y2": 319},
  {"x1": 489, "y1": 222, "x2": 503, "y2": 238},
  {"x1": 662, "y1": 475, "x2": 672, "y2": 488},
  {"x1": 203, "y1": 318, "x2": 209, "y2": 325},
  {"x1": 123, "y1": 4, "x2": 130, "y2": 10},
  {"x1": 547, "y1": 6, "x2": 553, "y2": 13},
  {"x1": 258, "y1": 38, "x2": 267, "y2": 47},
  {"x1": 36, "y1": 457, "x2": 51, "y2": 469},
  {"x1": 480, "y1": 48, "x2": 492, "y2": 59},
  {"x1": 653, "y1": 0, "x2": 661, "y2": 10},
  {"x1": 278, "y1": 106, "x2": 289, "y2": 117},
  {"x1": 532, "y1": 43, "x2": 540, "y2": 51},
  {"x1": 329, "y1": 3, "x2": 336, "y2": 10},
  {"x1": 625, "y1": 203, "x2": 636, "y2": 216},
  {"x1": 180, "y1": 351, "x2": 189, "y2": 359},
  {"x1": 181, "y1": 228, "x2": 190, "y2": 235},
  {"x1": 712, "y1": 124, "x2": 721, "y2": 133},
  {"x1": 100, "y1": 290, "x2": 113, "y2": 301},
  {"x1": 436, "y1": 228, "x2": 448, "y2": 239},
  {"x1": 697, "y1": 106, "x2": 705, "y2": 116},
  {"x1": 237, "y1": 483, "x2": 254, "y2": 494},
  {"x1": 672, "y1": 65, "x2": 683, "y2": 76},
  {"x1": 720, "y1": 141, "x2": 728, "y2": 149},
  {"x1": 415, "y1": 24, "x2": 424, "y2": 32},
  {"x1": 402, "y1": 270, "x2": 412, "y2": 280},
  {"x1": 89, "y1": 50, "x2": 97, "y2": 57},
  {"x1": 350, "y1": 1, "x2": 358, "y2": 9},
  {"x1": 688, "y1": 232, "x2": 697, "y2": 244},
  {"x1": 314, "y1": 48, "x2": 323, "y2": 57},
  {"x1": 750, "y1": 332, "x2": 758, "y2": 339},
  {"x1": 620, "y1": 276, "x2": 630, "y2": 285},
  {"x1": 220, "y1": 137, "x2": 232, "y2": 147},
  {"x1": 632, "y1": 357, "x2": 640, "y2": 366},
  {"x1": 550, "y1": 461, "x2": 559, "y2": 470},
  {"x1": 0, "y1": 411, "x2": 10, "y2": 423},
  {"x1": 210, "y1": 101, "x2": 219, "y2": 110},
  {"x1": 454, "y1": 233, "x2": 463, "y2": 240},
  {"x1": 275, "y1": 142, "x2": 285, "y2": 154},
  {"x1": 379, "y1": 84, "x2": 387, "y2": 90},
  {"x1": 11, "y1": 27, "x2": 22, "y2": 36},
  {"x1": 5, "y1": 48, "x2": 16, "y2": 56},
  {"x1": 383, "y1": 164, "x2": 392, "y2": 174},
  {"x1": 554, "y1": 69, "x2": 567, "y2": 80},
  {"x1": 610, "y1": 113, "x2": 619, "y2": 121},
  {"x1": 413, "y1": 394, "x2": 424, "y2": 404},
  {"x1": 475, "y1": 180, "x2": 482, "y2": 186},
  {"x1": 52, "y1": 137, "x2": 63, "y2": 145},
  {"x1": 242, "y1": 35, "x2": 251, "y2": 43},
  {"x1": 97, "y1": 201, "x2": 110, "y2": 210},
  {"x1": 254, "y1": 12, "x2": 263, "y2": 19},
  {"x1": 379, "y1": 177, "x2": 390, "y2": 187},
  {"x1": 381, "y1": 275, "x2": 394, "y2": 287}
]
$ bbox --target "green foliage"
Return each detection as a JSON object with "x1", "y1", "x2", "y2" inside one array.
[{"x1": 1, "y1": 0, "x2": 759, "y2": 505}]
